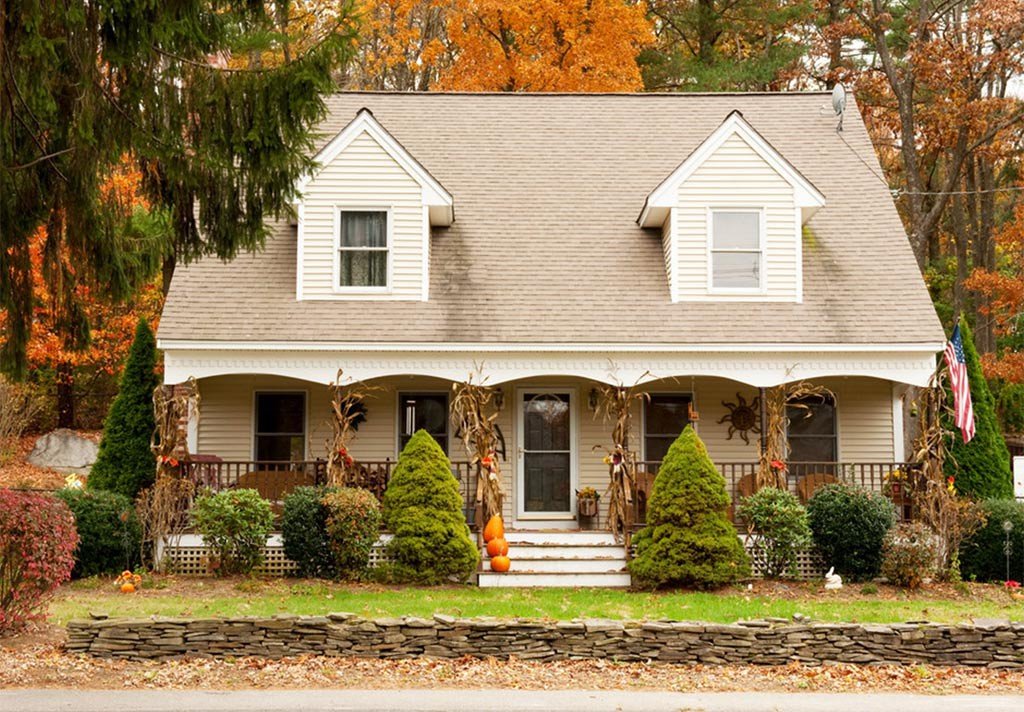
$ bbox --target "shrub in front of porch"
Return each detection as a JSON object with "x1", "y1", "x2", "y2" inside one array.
[
  {"x1": 88, "y1": 319, "x2": 159, "y2": 499},
  {"x1": 191, "y1": 489, "x2": 275, "y2": 575},
  {"x1": 737, "y1": 487, "x2": 811, "y2": 579},
  {"x1": 629, "y1": 426, "x2": 749, "y2": 590},
  {"x1": 959, "y1": 498, "x2": 1024, "y2": 582},
  {"x1": 381, "y1": 430, "x2": 479, "y2": 584},
  {"x1": 323, "y1": 488, "x2": 381, "y2": 578},
  {"x1": 282, "y1": 486, "x2": 339, "y2": 578},
  {"x1": 807, "y1": 483, "x2": 896, "y2": 581},
  {"x1": 54, "y1": 488, "x2": 141, "y2": 578}
]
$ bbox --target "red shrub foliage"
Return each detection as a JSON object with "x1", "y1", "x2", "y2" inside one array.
[{"x1": 0, "y1": 489, "x2": 77, "y2": 633}]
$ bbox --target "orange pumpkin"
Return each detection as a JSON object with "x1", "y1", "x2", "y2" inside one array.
[
  {"x1": 486, "y1": 537, "x2": 509, "y2": 557},
  {"x1": 120, "y1": 582, "x2": 136, "y2": 594},
  {"x1": 490, "y1": 555, "x2": 511, "y2": 573},
  {"x1": 483, "y1": 515, "x2": 505, "y2": 543}
]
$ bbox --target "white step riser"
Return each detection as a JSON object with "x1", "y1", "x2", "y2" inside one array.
[
  {"x1": 484, "y1": 558, "x2": 626, "y2": 573},
  {"x1": 478, "y1": 572, "x2": 632, "y2": 588},
  {"x1": 503, "y1": 545, "x2": 627, "y2": 560},
  {"x1": 502, "y1": 532, "x2": 619, "y2": 546}
]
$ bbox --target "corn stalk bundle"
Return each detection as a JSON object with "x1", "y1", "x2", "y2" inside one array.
[
  {"x1": 905, "y1": 369, "x2": 983, "y2": 578},
  {"x1": 594, "y1": 378, "x2": 649, "y2": 544},
  {"x1": 757, "y1": 381, "x2": 835, "y2": 491},
  {"x1": 451, "y1": 373, "x2": 504, "y2": 525},
  {"x1": 151, "y1": 377, "x2": 198, "y2": 479},
  {"x1": 326, "y1": 369, "x2": 376, "y2": 488}
]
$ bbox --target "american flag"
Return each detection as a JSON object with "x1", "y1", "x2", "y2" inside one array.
[{"x1": 944, "y1": 324, "x2": 975, "y2": 444}]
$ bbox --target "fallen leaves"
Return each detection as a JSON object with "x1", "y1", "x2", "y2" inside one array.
[{"x1": 2, "y1": 643, "x2": 1024, "y2": 693}]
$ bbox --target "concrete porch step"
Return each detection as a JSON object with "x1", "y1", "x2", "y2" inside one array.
[
  {"x1": 501, "y1": 530, "x2": 619, "y2": 546},
  {"x1": 478, "y1": 571, "x2": 632, "y2": 588},
  {"x1": 508, "y1": 544, "x2": 628, "y2": 560}
]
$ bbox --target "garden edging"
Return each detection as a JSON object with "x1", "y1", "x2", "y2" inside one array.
[{"x1": 66, "y1": 614, "x2": 1024, "y2": 668}]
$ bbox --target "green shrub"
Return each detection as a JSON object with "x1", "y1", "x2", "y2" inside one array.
[
  {"x1": 807, "y1": 483, "x2": 896, "y2": 581},
  {"x1": 88, "y1": 320, "x2": 159, "y2": 499},
  {"x1": 323, "y1": 488, "x2": 381, "y2": 579},
  {"x1": 54, "y1": 488, "x2": 141, "y2": 578},
  {"x1": 860, "y1": 583, "x2": 879, "y2": 595},
  {"x1": 881, "y1": 521, "x2": 938, "y2": 589},
  {"x1": 737, "y1": 486, "x2": 811, "y2": 579},
  {"x1": 281, "y1": 486, "x2": 337, "y2": 578},
  {"x1": 629, "y1": 426, "x2": 749, "y2": 590},
  {"x1": 382, "y1": 430, "x2": 479, "y2": 584},
  {"x1": 960, "y1": 499, "x2": 1024, "y2": 582},
  {"x1": 191, "y1": 489, "x2": 274, "y2": 575},
  {"x1": 942, "y1": 319, "x2": 1012, "y2": 499},
  {"x1": 994, "y1": 381, "x2": 1024, "y2": 435}
]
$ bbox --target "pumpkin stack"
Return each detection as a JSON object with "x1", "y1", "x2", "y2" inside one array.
[{"x1": 483, "y1": 515, "x2": 510, "y2": 572}]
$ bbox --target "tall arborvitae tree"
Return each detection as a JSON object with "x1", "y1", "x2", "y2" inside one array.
[
  {"x1": 1, "y1": 1, "x2": 356, "y2": 377},
  {"x1": 944, "y1": 318, "x2": 1013, "y2": 500},
  {"x1": 88, "y1": 320, "x2": 159, "y2": 499}
]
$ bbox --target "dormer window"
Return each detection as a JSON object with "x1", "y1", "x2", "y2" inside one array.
[
  {"x1": 710, "y1": 209, "x2": 763, "y2": 291},
  {"x1": 337, "y1": 209, "x2": 389, "y2": 289}
]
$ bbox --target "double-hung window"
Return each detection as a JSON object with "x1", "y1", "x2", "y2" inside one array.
[
  {"x1": 254, "y1": 392, "x2": 306, "y2": 461},
  {"x1": 400, "y1": 393, "x2": 450, "y2": 454},
  {"x1": 786, "y1": 395, "x2": 838, "y2": 469},
  {"x1": 710, "y1": 210, "x2": 762, "y2": 291},
  {"x1": 338, "y1": 210, "x2": 388, "y2": 288},
  {"x1": 643, "y1": 394, "x2": 693, "y2": 465}
]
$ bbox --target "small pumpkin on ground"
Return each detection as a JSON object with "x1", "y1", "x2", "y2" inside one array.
[
  {"x1": 490, "y1": 555, "x2": 511, "y2": 573},
  {"x1": 486, "y1": 537, "x2": 509, "y2": 557},
  {"x1": 483, "y1": 515, "x2": 504, "y2": 543},
  {"x1": 120, "y1": 582, "x2": 136, "y2": 593}
]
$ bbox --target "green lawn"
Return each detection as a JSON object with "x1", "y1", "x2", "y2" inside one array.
[{"x1": 47, "y1": 577, "x2": 1024, "y2": 626}]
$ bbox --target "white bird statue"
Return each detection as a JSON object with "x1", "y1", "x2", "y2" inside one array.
[{"x1": 824, "y1": 566, "x2": 843, "y2": 590}]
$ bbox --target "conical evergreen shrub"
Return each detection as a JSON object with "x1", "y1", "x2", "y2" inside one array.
[
  {"x1": 943, "y1": 318, "x2": 1012, "y2": 499},
  {"x1": 382, "y1": 430, "x2": 479, "y2": 583},
  {"x1": 88, "y1": 320, "x2": 159, "y2": 499},
  {"x1": 629, "y1": 425, "x2": 749, "y2": 589}
]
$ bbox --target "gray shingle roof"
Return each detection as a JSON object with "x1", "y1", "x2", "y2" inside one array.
[{"x1": 158, "y1": 92, "x2": 944, "y2": 346}]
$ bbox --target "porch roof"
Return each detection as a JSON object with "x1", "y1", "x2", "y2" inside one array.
[{"x1": 161, "y1": 342, "x2": 938, "y2": 388}]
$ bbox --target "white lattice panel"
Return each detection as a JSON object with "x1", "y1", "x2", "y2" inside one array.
[{"x1": 741, "y1": 535, "x2": 826, "y2": 581}]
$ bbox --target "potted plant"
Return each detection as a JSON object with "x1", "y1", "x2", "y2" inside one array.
[{"x1": 577, "y1": 487, "x2": 600, "y2": 518}]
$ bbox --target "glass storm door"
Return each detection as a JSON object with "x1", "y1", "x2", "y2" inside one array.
[{"x1": 519, "y1": 392, "x2": 573, "y2": 515}]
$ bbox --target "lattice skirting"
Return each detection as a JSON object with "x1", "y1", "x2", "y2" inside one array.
[
  {"x1": 157, "y1": 534, "x2": 393, "y2": 577},
  {"x1": 741, "y1": 534, "x2": 827, "y2": 581}
]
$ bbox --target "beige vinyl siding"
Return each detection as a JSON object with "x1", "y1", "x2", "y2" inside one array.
[
  {"x1": 661, "y1": 211, "x2": 675, "y2": 299},
  {"x1": 674, "y1": 133, "x2": 798, "y2": 301},
  {"x1": 194, "y1": 374, "x2": 897, "y2": 523},
  {"x1": 300, "y1": 131, "x2": 426, "y2": 300}
]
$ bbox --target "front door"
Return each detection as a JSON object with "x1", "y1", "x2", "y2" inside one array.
[{"x1": 518, "y1": 390, "x2": 575, "y2": 519}]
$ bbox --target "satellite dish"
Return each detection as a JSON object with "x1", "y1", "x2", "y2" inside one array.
[{"x1": 832, "y1": 83, "x2": 847, "y2": 132}]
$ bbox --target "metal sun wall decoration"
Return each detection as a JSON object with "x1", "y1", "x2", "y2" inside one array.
[{"x1": 718, "y1": 392, "x2": 761, "y2": 445}]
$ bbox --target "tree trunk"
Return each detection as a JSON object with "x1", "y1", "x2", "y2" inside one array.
[
  {"x1": 951, "y1": 190, "x2": 969, "y2": 319},
  {"x1": 56, "y1": 360, "x2": 75, "y2": 429}
]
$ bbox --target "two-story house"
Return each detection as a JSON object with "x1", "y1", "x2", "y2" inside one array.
[{"x1": 157, "y1": 92, "x2": 944, "y2": 546}]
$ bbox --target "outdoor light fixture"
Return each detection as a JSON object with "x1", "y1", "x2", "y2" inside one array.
[
  {"x1": 589, "y1": 388, "x2": 600, "y2": 411},
  {"x1": 1004, "y1": 520, "x2": 1014, "y2": 583},
  {"x1": 493, "y1": 388, "x2": 504, "y2": 410}
]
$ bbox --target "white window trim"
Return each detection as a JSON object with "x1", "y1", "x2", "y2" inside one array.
[
  {"x1": 706, "y1": 207, "x2": 767, "y2": 296},
  {"x1": 514, "y1": 386, "x2": 579, "y2": 522},
  {"x1": 251, "y1": 389, "x2": 310, "y2": 461},
  {"x1": 333, "y1": 206, "x2": 393, "y2": 295}
]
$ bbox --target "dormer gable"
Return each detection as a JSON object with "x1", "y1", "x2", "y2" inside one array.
[
  {"x1": 638, "y1": 110, "x2": 825, "y2": 229},
  {"x1": 638, "y1": 111, "x2": 826, "y2": 304},
  {"x1": 295, "y1": 109, "x2": 453, "y2": 302}
]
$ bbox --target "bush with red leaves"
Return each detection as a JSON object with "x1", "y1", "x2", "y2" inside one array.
[{"x1": 0, "y1": 489, "x2": 77, "y2": 633}]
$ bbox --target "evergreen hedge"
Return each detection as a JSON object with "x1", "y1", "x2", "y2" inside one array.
[
  {"x1": 629, "y1": 425, "x2": 749, "y2": 589},
  {"x1": 88, "y1": 320, "x2": 159, "y2": 499},
  {"x1": 943, "y1": 319, "x2": 1012, "y2": 500},
  {"x1": 960, "y1": 499, "x2": 1024, "y2": 582},
  {"x1": 807, "y1": 483, "x2": 896, "y2": 581},
  {"x1": 281, "y1": 486, "x2": 338, "y2": 579},
  {"x1": 54, "y1": 488, "x2": 141, "y2": 578},
  {"x1": 381, "y1": 430, "x2": 479, "y2": 584}
]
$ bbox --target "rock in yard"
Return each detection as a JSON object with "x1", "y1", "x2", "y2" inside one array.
[{"x1": 26, "y1": 429, "x2": 99, "y2": 474}]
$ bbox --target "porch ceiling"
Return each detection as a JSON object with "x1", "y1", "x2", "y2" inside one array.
[{"x1": 161, "y1": 343, "x2": 939, "y2": 388}]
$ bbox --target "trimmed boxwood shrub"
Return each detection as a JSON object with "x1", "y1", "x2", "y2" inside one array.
[
  {"x1": 737, "y1": 486, "x2": 811, "y2": 579},
  {"x1": 0, "y1": 489, "x2": 77, "y2": 632},
  {"x1": 807, "y1": 483, "x2": 896, "y2": 581},
  {"x1": 191, "y1": 489, "x2": 275, "y2": 575},
  {"x1": 629, "y1": 426, "x2": 749, "y2": 590},
  {"x1": 323, "y1": 488, "x2": 381, "y2": 579},
  {"x1": 382, "y1": 430, "x2": 479, "y2": 584},
  {"x1": 54, "y1": 488, "x2": 141, "y2": 578},
  {"x1": 960, "y1": 499, "x2": 1024, "y2": 582},
  {"x1": 88, "y1": 319, "x2": 159, "y2": 499},
  {"x1": 942, "y1": 319, "x2": 1012, "y2": 499},
  {"x1": 281, "y1": 486, "x2": 338, "y2": 578}
]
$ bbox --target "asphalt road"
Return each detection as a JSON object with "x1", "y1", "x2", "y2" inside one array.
[{"x1": 2, "y1": 690, "x2": 1021, "y2": 712}]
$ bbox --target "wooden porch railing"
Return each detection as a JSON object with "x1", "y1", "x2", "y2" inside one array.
[
  {"x1": 178, "y1": 457, "x2": 481, "y2": 529},
  {"x1": 630, "y1": 461, "x2": 917, "y2": 529}
]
